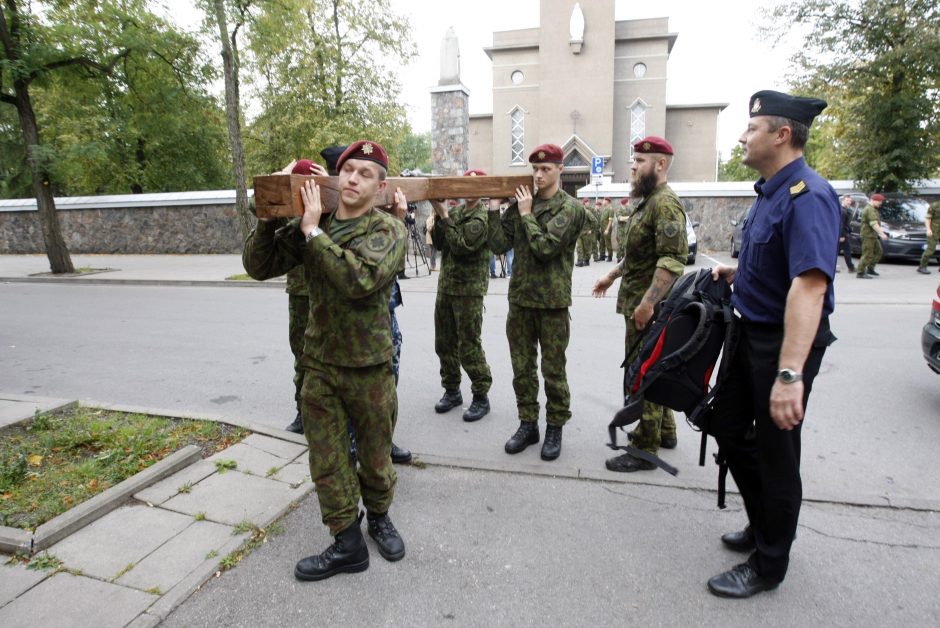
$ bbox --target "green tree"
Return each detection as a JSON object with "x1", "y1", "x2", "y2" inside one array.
[
  {"x1": 769, "y1": 0, "x2": 940, "y2": 192},
  {"x1": 243, "y1": 0, "x2": 415, "y2": 175},
  {"x1": 717, "y1": 145, "x2": 758, "y2": 181},
  {"x1": 399, "y1": 130, "x2": 432, "y2": 173}
]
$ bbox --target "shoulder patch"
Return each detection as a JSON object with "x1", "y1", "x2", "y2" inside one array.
[
  {"x1": 789, "y1": 180, "x2": 808, "y2": 198},
  {"x1": 547, "y1": 211, "x2": 573, "y2": 238},
  {"x1": 466, "y1": 220, "x2": 485, "y2": 238},
  {"x1": 663, "y1": 222, "x2": 680, "y2": 238},
  {"x1": 360, "y1": 231, "x2": 394, "y2": 263}
]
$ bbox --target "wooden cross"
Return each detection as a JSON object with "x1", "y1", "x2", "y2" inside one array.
[{"x1": 252, "y1": 174, "x2": 534, "y2": 219}]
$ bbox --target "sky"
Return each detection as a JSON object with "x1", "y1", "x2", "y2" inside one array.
[{"x1": 162, "y1": 0, "x2": 801, "y2": 158}]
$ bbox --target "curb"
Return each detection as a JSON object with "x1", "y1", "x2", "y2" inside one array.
[{"x1": 0, "y1": 276, "x2": 283, "y2": 289}]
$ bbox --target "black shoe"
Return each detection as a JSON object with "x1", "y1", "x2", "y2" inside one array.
[
  {"x1": 541, "y1": 425, "x2": 562, "y2": 460},
  {"x1": 856, "y1": 272, "x2": 872, "y2": 279},
  {"x1": 397, "y1": 271, "x2": 409, "y2": 280},
  {"x1": 606, "y1": 255, "x2": 613, "y2": 262},
  {"x1": 295, "y1": 513, "x2": 369, "y2": 581},
  {"x1": 584, "y1": 259, "x2": 590, "y2": 266},
  {"x1": 286, "y1": 412, "x2": 304, "y2": 434},
  {"x1": 434, "y1": 389, "x2": 463, "y2": 413},
  {"x1": 462, "y1": 395, "x2": 490, "y2": 422},
  {"x1": 366, "y1": 512, "x2": 405, "y2": 561},
  {"x1": 707, "y1": 563, "x2": 778, "y2": 598},
  {"x1": 490, "y1": 272, "x2": 497, "y2": 278},
  {"x1": 605, "y1": 452, "x2": 655, "y2": 472},
  {"x1": 721, "y1": 525, "x2": 755, "y2": 552},
  {"x1": 628, "y1": 430, "x2": 676, "y2": 450},
  {"x1": 504, "y1": 421, "x2": 539, "y2": 454},
  {"x1": 918, "y1": 266, "x2": 931, "y2": 275},
  {"x1": 575, "y1": 260, "x2": 583, "y2": 267},
  {"x1": 848, "y1": 266, "x2": 856, "y2": 272},
  {"x1": 868, "y1": 269, "x2": 880, "y2": 276},
  {"x1": 390, "y1": 443, "x2": 412, "y2": 464}
]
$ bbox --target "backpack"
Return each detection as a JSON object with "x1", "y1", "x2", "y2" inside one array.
[{"x1": 607, "y1": 268, "x2": 736, "y2": 497}]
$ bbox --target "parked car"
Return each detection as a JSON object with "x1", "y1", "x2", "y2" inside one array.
[
  {"x1": 923, "y1": 283, "x2": 940, "y2": 374},
  {"x1": 686, "y1": 214, "x2": 698, "y2": 265},
  {"x1": 729, "y1": 207, "x2": 749, "y2": 258},
  {"x1": 849, "y1": 193, "x2": 938, "y2": 262}
]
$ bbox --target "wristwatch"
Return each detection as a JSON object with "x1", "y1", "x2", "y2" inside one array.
[
  {"x1": 776, "y1": 368, "x2": 803, "y2": 384},
  {"x1": 305, "y1": 227, "x2": 323, "y2": 242}
]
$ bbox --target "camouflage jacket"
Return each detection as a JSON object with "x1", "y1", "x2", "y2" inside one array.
[
  {"x1": 616, "y1": 184, "x2": 688, "y2": 315},
  {"x1": 431, "y1": 200, "x2": 490, "y2": 297},
  {"x1": 600, "y1": 206, "x2": 614, "y2": 234},
  {"x1": 487, "y1": 189, "x2": 586, "y2": 308},
  {"x1": 614, "y1": 205, "x2": 631, "y2": 232},
  {"x1": 280, "y1": 219, "x2": 309, "y2": 296},
  {"x1": 242, "y1": 209, "x2": 406, "y2": 367},
  {"x1": 859, "y1": 204, "x2": 881, "y2": 240},
  {"x1": 927, "y1": 201, "x2": 940, "y2": 232}
]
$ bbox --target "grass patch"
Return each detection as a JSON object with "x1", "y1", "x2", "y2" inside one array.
[
  {"x1": 214, "y1": 459, "x2": 237, "y2": 473},
  {"x1": 225, "y1": 273, "x2": 254, "y2": 281},
  {"x1": 0, "y1": 407, "x2": 248, "y2": 531},
  {"x1": 218, "y1": 522, "x2": 285, "y2": 571}
]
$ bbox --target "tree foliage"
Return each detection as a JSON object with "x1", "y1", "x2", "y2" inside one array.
[
  {"x1": 243, "y1": 0, "x2": 416, "y2": 175},
  {"x1": 717, "y1": 145, "x2": 758, "y2": 182},
  {"x1": 768, "y1": 0, "x2": 940, "y2": 192}
]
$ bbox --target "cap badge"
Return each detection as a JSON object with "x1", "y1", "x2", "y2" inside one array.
[
  {"x1": 643, "y1": 142, "x2": 651, "y2": 151},
  {"x1": 362, "y1": 143, "x2": 374, "y2": 155},
  {"x1": 751, "y1": 98, "x2": 762, "y2": 113},
  {"x1": 538, "y1": 151, "x2": 546, "y2": 160},
  {"x1": 470, "y1": 172, "x2": 477, "y2": 176}
]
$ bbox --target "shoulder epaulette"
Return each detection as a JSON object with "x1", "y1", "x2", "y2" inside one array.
[{"x1": 789, "y1": 180, "x2": 808, "y2": 198}]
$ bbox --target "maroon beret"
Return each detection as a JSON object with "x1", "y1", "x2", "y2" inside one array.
[
  {"x1": 336, "y1": 140, "x2": 388, "y2": 172},
  {"x1": 528, "y1": 143, "x2": 564, "y2": 164},
  {"x1": 620, "y1": 198, "x2": 629, "y2": 206},
  {"x1": 291, "y1": 159, "x2": 316, "y2": 175},
  {"x1": 463, "y1": 169, "x2": 487, "y2": 176},
  {"x1": 870, "y1": 193, "x2": 885, "y2": 202},
  {"x1": 633, "y1": 136, "x2": 674, "y2": 156}
]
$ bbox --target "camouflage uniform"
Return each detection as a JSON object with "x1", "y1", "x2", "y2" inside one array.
[
  {"x1": 858, "y1": 203, "x2": 883, "y2": 273},
  {"x1": 576, "y1": 207, "x2": 597, "y2": 262},
  {"x1": 488, "y1": 189, "x2": 586, "y2": 426},
  {"x1": 614, "y1": 204, "x2": 631, "y2": 260},
  {"x1": 242, "y1": 209, "x2": 406, "y2": 534},
  {"x1": 431, "y1": 200, "x2": 493, "y2": 396},
  {"x1": 600, "y1": 203, "x2": 614, "y2": 259},
  {"x1": 919, "y1": 201, "x2": 940, "y2": 269},
  {"x1": 616, "y1": 184, "x2": 688, "y2": 453},
  {"x1": 286, "y1": 264, "x2": 308, "y2": 415}
]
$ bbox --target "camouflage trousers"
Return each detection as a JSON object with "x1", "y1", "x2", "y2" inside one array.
[
  {"x1": 616, "y1": 226, "x2": 629, "y2": 259},
  {"x1": 920, "y1": 232, "x2": 938, "y2": 268},
  {"x1": 507, "y1": 304, "x2": 571, "y2": 426},
  {"x1": 595, "y1": 231, "x2": 612, "y2": 258},
  {"x1": 434, "y1": 293, "x2": 492, "y2": 396},
  {"x1": 624, "y1": 314, "x2": 676, "y2": 453},
  {"x1": 602, "y1": 231, "x2": 613, "y2": 258},
  {"x1": 288, "y1": 294, "x2": 309, "y2": 412},
  {"x1": 859, "y1": 236, "x2": 883, "y2": 272},
  {"x1": 301, "y1": 359, "x2": 397, "y2": 535},
  {"x1": 577, "y1": 232, "x2": 595, "y2": 260}
]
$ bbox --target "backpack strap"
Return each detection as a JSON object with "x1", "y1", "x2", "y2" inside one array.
[
  {"x1": 606, "y1": 443, "x2": 679, "y2": 476},
  {"x1": 714, "y1": 448, "x2": 728, "y2": 509}
]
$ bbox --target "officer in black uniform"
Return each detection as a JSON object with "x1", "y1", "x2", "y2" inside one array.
[{"x1": 707, "y1": 90, "x2": 840, "y2": 598}]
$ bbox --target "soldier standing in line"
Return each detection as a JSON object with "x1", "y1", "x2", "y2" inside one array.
[
  {"x1": 430, "y1": 169, "x2": 494, "y2": 423},
  {"x1": 244, "y1": 140, "x2": 407, "y2": 581},
  {"x1": 488, "y1": 143, "x2": 587, "y2": 461},
  {"x1": 601, "y1": 197, "x2": 615, "y2": 261},
  {"x1": 592, "y1": 199, "x2": 605, "y2": 262},
  {"x1": 917, "y1": 199, "x2": 940, "y2": 274},
  {"x1": 614, "y1": 197, "x2": 631, "y2": 262},
  {"x1": 857, "y1": 193, "x2": 887, "y2": 278},
  {"x1": 576, "y1": 198, "x2": 597, "y2": 266},
  {"x1": 592, "y1": 136, "x2": 687, "y2": 472}
]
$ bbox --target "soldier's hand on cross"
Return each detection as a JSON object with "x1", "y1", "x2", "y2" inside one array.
[
  {"x1": 515, "y1": 185, "x2": 533, "y2": 216},
  {"x1": 299, "y1": 180, "x2": 323, "y2": 235}
]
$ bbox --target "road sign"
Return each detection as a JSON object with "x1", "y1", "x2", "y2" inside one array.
[
  {"x1": 591, "y1": 174, "x2": 604, "y2": 185},
  {"x1": 591, "y1": 156, "x2": 604, "y2": 175}
]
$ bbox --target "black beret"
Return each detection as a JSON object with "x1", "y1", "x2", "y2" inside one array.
[
  {"x1": 749, "y1": 90, "x2": 827, "y2": 127},
  {"x1": 319, "y1": 145, "x2": 348, "y2": 175}
]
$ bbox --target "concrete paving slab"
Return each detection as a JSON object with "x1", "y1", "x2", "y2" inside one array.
[
  {"x1": 160, "y1": 469, "x2": 310, "y2": 526},
  {"x1": 47, "y1": 504, "x2": 194, "y2": 581},
  {"x1": 117, "y1": 520, "x2": 234, "y2": 594},
  {"x1": 134, "y1": 459, "x2": 218, "y2": 506},
  {"x1": 0, "y1": 562, "x2": 48, "y2": 608},
  {"x1": 205, "y1": 442, "x2": 291, "y2": 477},
  {"x1": 0, "y1": 395, "x2": 74, "y2": 429},
  {"x1": 0, "y1": 526, "x2": 32, "y2": 554},
  {"x1": 268, "y1": 460, "x2": 311, "y2": 487},
  {"x1": 241, "y1": 433, "x2": 307, "y2": 460},
  {"x1": 0, "y1": 571, "x2": 155, "y2": 628}
]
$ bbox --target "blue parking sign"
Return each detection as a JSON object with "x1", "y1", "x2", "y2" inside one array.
[{"x1": 591, "y1": 156, "x2": 604, "y2": 175}]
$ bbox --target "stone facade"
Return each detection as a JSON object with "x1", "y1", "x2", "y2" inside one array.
[
  {"x1": 0, "y1": 204, "x2": 243, "y2": 254},
  {"x1": 431, "y1": 86, "x2": 470, "y2": 176}
]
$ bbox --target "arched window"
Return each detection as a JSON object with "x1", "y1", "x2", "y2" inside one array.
[{"x1": 510, "y1": 107, "x2": 525, "y2": 165}]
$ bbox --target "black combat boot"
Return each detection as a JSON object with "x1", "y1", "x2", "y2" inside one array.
[
  {"x1": 434, "y1": 389, "x2": 463, "y2": 413},
  {"x1": 504, "y1": 421, "x2": 540, "y2": 454},
  {"x1": 540, "y1": 424, "x2": 563, "y2": 460},
  {"x1": 605, "y1": 452, "x2": 655, "y2": 472},
  {"x1": 606, "y1": 254, "x2": 613, "y2": 262},
  {"x1": 868, "y1": 268, "x2": 880, "y2": 276},
  {"x1": 285, "y1": 411, "x2": 303, "y2": 434},
  {"x1": 295, "y1": 512, "x2": 369, "y2": 581},
  {"x1": 367, "y1": 511, "x2": 406, "y2": 561},
  {"x1": 390, "y1": 443, "x2": 412, "y2": 464},
  {"x1": 462, "y1": 395, "x2": 490, "y2": 422}
]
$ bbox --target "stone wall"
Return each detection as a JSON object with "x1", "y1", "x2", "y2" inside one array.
[
  {"x1": 0, "y1": 204, "x2": 243, "y2": 254},
  {"x1": 431, "y1": 86, "x2": 470, "y2": 176}
]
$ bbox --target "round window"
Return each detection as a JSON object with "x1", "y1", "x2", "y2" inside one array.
[
  {"x1": 511, "y1": 70, "x2": 524, "y2": 85},
  {"x1": 633, "y1": 63, "x2": 647, "y2": 78}
]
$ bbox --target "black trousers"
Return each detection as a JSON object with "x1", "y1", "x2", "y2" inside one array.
[
  {"x1": 708, "y1": 318, "x2": 832, "y2": 583},
  {"x1": 839, "y1": 236, "x2": 855, "y2": 270}
]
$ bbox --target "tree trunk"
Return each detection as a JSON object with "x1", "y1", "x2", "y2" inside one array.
[{"x1": 211, "y1": 0, "x2": 253, "y2": 238}]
